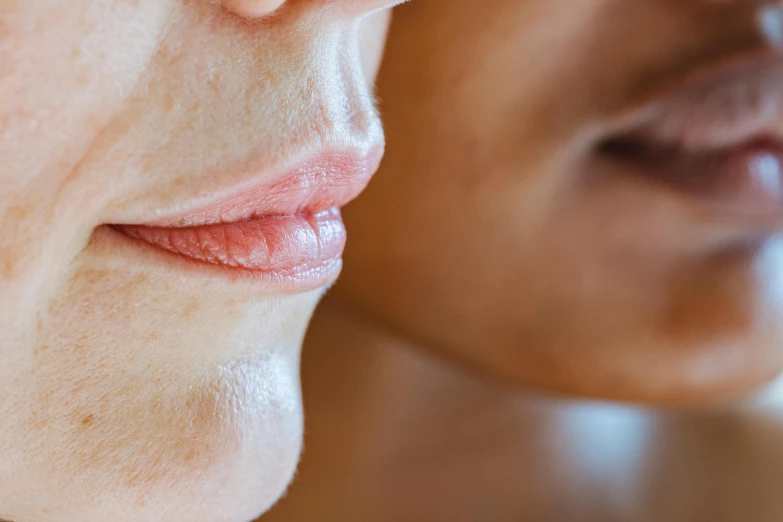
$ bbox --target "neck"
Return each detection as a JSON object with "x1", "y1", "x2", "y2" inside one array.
[{"x1": 264, "y1": 296, "x2": 783, "y2": 522}]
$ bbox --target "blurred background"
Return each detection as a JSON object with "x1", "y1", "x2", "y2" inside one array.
[{"x1": 262, "y1": 1, "x2": 783, "y2": 520}]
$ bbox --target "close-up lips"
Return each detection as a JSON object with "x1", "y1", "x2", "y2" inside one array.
[{"x1": 109, "y1": 148, "x2": 383, "y2": 292}]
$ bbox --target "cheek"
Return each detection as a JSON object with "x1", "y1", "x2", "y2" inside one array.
[
  {"x1": 0, "y1": 1, "x2": 172, "y2": 193},
  {"x1": 0, "y1": 0, "x2": 174, "y2": 338}
]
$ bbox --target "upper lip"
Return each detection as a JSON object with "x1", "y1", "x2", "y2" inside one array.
[
  {"x1": 123, "y1": 146, "x2": 384, "y2": 229},
  {"x1": 601, "y1": 49, "x2": 783, "y2": 153}
]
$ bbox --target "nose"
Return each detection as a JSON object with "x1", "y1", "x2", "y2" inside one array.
[
  {"x1": 221, "y1": 0, "x2": 285, "y2": 18},
  {"x1": 221, "y1": 0, "x2": 405, "y2": 19}
]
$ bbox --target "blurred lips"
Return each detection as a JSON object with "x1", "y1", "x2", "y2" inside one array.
[
  {"x1": 112, "y1": 149, "x2": 382, "y2": 291},
  {"x1": 599, "y1": 51, "x2": 783, "y2": 223}
]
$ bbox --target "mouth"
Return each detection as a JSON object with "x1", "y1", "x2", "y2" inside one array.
[
  {"x1": 110, "y1": 149, "x2": 382, "y2": 292},
  {"x1": 597, "y1": 50, "x2": 783, "y2": 225}
]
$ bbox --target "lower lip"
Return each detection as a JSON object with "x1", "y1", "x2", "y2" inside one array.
[
  {"x1": 599, "y1": 138, "x2": 783, "y2": 222},
  {"x1": 113, "y1": 208, "x2": 346, "y2": 290}
]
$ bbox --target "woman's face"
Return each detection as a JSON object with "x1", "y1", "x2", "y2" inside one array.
[
  {"x1": 338, "y1": 0, "x2": 783, "y2": 402},
  {"x1": 0, "y1": 1, "x2": 395, "y2": 521}
]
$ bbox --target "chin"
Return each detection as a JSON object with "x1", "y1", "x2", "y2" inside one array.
[
  {"x1": 114, "y1": 418, "x2": 304, "y2": 522},
  {"x1": 133, "y1": 363, "x2": 305, "y2": 522},
  {"x1": 18, "y1": 368, "x2": 303, "y2": 522},
  {"x1": 511, "y1": 336, "x2": 783, "y2": 405},
  {"x1": 17, "y1": 247, "x2": 312, "y2": 522},
  {"x1": 499, "y1": 296, "x2": 783, "y2": 404}
]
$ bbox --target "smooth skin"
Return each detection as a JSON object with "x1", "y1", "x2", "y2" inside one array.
[{"x1": 0, "y1": 1, "x2": 397, "y2": 521}]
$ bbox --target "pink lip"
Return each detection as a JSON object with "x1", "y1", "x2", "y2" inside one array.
[
  {"x1": 598, "y1": 51, "x2": 783, "y2": 222},
  {"x1": 112, "y1": 149, "x2": 382, "y2": 290},
  {"x1": 618, "y1": 51, "x2": 783, "y2": 151}
]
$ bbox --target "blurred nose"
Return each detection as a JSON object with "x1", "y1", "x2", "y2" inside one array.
[{"x1": 221, "y1": 0, "x2": 404, "y2": 19}]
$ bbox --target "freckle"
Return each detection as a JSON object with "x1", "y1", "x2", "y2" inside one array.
[
  {"x1": 182, "y1": 298, "x2": 201, "y2": 319},
  {"x1": 184, "y1": 449, "x2": 196, "y2": 463},
  {"x1": 162, "y1": 91, "x2": 175, "y2": 112},
  {"x1": 81, "y1": 414, "x2": 95, "y2": 427},
  {"x1": 0, "y1": 255, "x2": 15, "y2": 279},
  {"x1": 4, "y1": 205, "x2": 29, "y2": 222}
]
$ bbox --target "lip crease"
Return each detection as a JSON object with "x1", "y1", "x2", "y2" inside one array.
[
  {"x1": 111, "y1": 148, "x2": 383, "y2": 290},
  {"x1": 599, "y1": 50, "x2": 783, "y2": 221}
]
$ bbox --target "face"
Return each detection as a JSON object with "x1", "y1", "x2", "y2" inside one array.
[
  {"x1": 337, "y1": 0, "x2": 783, "y2": 403},
  {"x1": 0, "y1": 1, "x2": 397, "y2": 521}
]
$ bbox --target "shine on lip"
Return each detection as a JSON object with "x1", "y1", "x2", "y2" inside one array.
[
  {"x1": 599, "y1": 51, "x2": 783, "y2": 221},
  {"x1": 112, "y1": 150, "x2": 381, "y2": 288}
]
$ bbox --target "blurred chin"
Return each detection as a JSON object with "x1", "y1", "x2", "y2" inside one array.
[
  {"x1": 483, "y1": 243, "x2": 783, "y2": 404},
  {"x1": 496, "y1": 332, "x2": 783, "y2": 405}
]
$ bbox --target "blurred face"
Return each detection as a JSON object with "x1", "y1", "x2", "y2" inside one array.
[
  {"x1": 0, "y1": 1, "x2": 396, "y2": 521},
  {"x1": 338, "y1": 0, "x2": 783, "y2": 403}
]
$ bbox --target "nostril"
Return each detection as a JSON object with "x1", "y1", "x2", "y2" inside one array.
[{"x1": 221, "y1": 0, "x2": 286, "y2": 19}]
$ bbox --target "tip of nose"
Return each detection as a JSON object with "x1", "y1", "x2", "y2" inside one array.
[{"x1": 221, "y1": 0, "x2": 286, "y2": 19}]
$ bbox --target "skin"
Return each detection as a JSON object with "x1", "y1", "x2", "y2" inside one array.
[
  {"x1": 0, "y1": 1, "x2": 396, "y2": 521},
  {"x1": 336, "y1": 0, "x2": 783, "y2": 403},
  {"x1": 262, "y1": 1, "x2": 783, "y2": 520}
]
